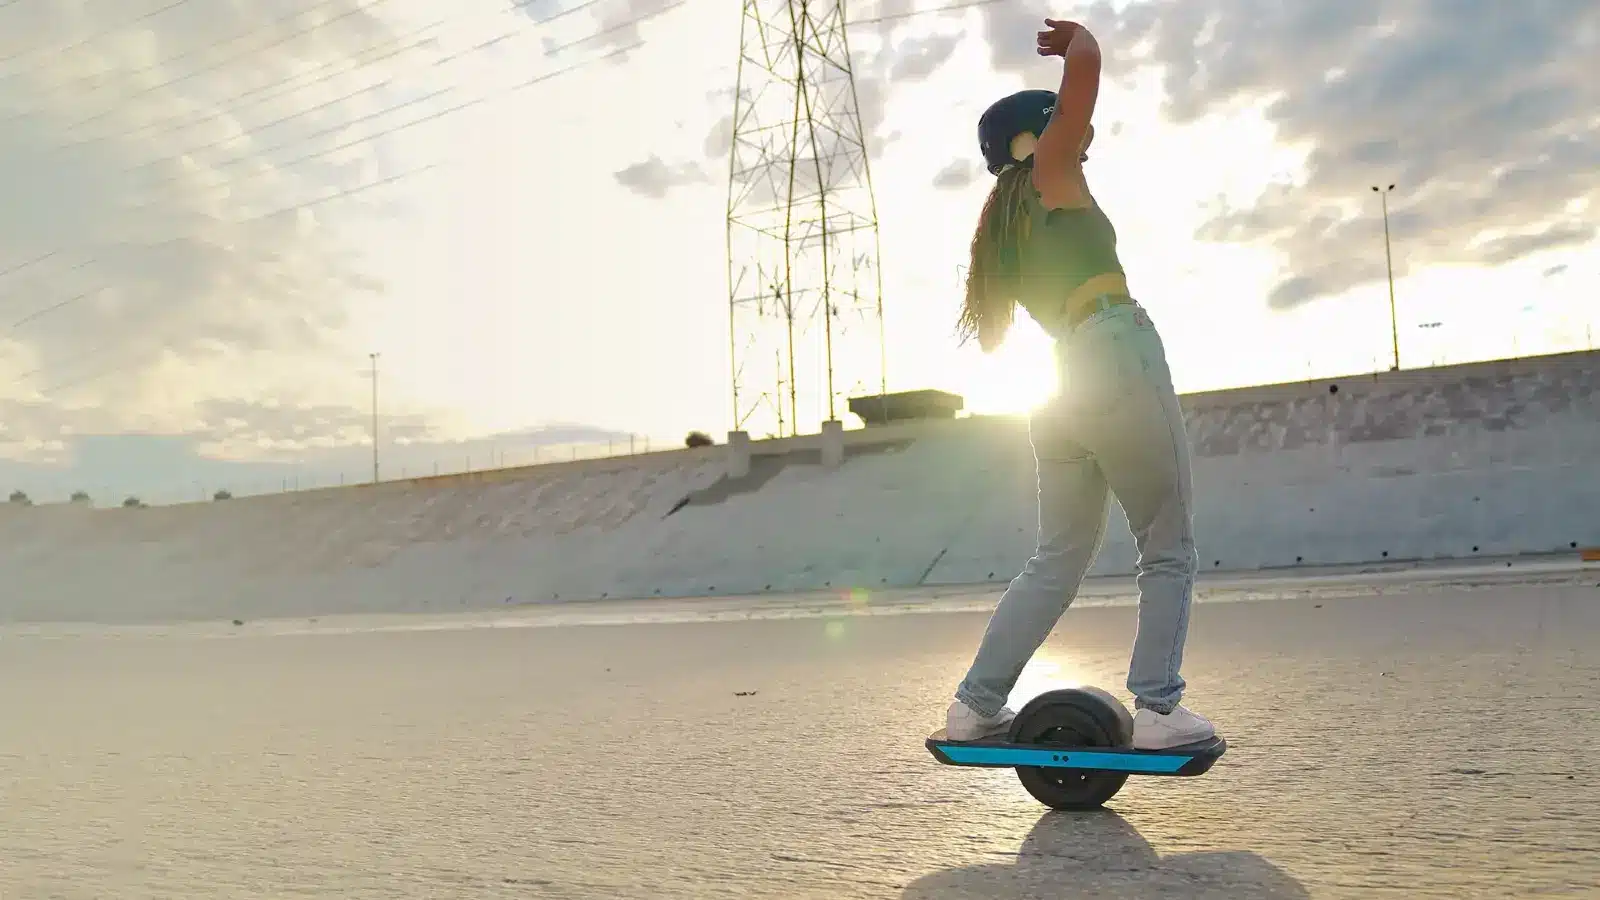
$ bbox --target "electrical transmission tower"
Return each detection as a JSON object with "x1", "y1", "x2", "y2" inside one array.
[{"x1": 725, "y1": 0, "x2": 885, "y2": 439}]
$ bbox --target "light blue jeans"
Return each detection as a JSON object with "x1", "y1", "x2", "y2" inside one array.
[{"x1": 955, "y1": 299, "x2": 1199, "y2": 716}]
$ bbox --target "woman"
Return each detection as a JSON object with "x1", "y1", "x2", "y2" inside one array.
[{"x1": 943, "y1": 19, "x2": 1214, "y2": 751}]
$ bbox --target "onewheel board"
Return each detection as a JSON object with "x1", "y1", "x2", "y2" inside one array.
[
  {"x1": 926, "y1": 687, "x2": 1226, "y2": 810},
  {"x1": 925, "y1": 729, "x2": 1226, "y2": 776}
]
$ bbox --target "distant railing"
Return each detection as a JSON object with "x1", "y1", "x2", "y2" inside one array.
[{"x1": 9, "y1": 435, "x2": 669, "y2": 510}]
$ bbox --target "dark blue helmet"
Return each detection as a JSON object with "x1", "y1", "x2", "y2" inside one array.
[{"x1": 978, "y1": 89, "x2": 1057, "y2": 176}]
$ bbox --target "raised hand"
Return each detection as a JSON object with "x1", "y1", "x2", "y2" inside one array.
[{"x1": 1036, "y1": 18, "x2": 1084, "y2": 57}]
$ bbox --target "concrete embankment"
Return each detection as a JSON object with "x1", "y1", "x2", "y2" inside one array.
[{"x1": 2, "y1": 351, "x2": 1595, "y2": 624}]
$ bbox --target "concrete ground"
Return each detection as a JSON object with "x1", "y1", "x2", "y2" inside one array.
[{"x1": 1, "y1": 569, "x2": 1596, "y2": 898}]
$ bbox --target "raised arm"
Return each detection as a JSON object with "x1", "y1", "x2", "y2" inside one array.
[{"x1": 1032, "y1": 20, "x2": 1102, "y2": 205}]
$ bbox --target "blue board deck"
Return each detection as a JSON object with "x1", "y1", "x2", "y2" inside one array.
[{"x1": 926, "y1": 729, "x2": 1226, "y2": 777}]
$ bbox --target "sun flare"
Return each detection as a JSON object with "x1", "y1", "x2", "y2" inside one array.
[{"x1": 955, "y1": 314, "x2": 1060, "y2": 416}]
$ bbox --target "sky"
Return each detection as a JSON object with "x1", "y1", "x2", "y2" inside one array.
[{"x1": 0, "y1": 0, "x2": 1596, "y2": 504}]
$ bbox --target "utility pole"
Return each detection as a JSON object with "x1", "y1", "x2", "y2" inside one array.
[
  {"x1": 775, "y1": 347, "x2": 786, "y2": 438},
  {"x1": 726, "y1": 0, "x2": 884, "y2": 437},
  {"x1": 368, "y1": 352, "x2": 380, "y2": 483},
  {"x1": 1372, "y1": 183, "x2": 1399, "y2": 371}
]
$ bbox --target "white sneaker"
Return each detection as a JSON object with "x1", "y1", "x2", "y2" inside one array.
[
  {"x1": 945, "y1": 700, "x2": 1016, "y2": 742},
  {"x1": 1132, "y1": 705, "x2": 1215, "y2": 750}
]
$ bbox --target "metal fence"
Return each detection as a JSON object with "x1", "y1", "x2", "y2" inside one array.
[{"x1": 12, "y1": 434, "x2": 675, "y2": 510}]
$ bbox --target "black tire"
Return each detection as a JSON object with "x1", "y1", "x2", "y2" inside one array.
[{"x1": 1009, "y1": 688, "x2": 1132, "y2": 811}]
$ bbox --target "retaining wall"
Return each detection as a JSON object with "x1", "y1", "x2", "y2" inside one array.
[{"x1": 2, "y1": 351, "x2": 1595, "y2": 624}]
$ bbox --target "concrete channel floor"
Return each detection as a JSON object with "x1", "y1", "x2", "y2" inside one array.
[{"x1": 1, "y1": 565, "x2": 1595, "y2": 898}]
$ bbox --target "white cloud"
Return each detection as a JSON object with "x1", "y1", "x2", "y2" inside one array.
[
  {"x1": 1097, "y1": 0, "x2": 1600, "y2": 308},
  {"x1": 0, "y1": 0, "x2": 432, "y2": 440}
]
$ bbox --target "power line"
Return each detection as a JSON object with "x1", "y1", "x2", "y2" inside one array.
[
  {"x1": 56, "y1": 0, "x2": 403, "y2": 135},
  {"x1": 0, "y1": 258, "x2": 94, "y2": 318},
  {"x1": 134, "y1": 3, "x2": 669, "y2": 191},
  {"x1": 4, "y1": 0, "x2": 986, "y2": 413},
  {"x1": 3, "y1": 162, "x2": 435, "y2": 332},
  {"x1": 26, "y1": 0, "x2": 656, "y2": 205},
  {"x1": 0, "y1": 249, "x2": 59, "y2": 281},
  {"x1": 7, "y1": 0, "x2": 604, "y2": 145},
  {"x1": 4, "y1": 0, "x2": 611, "y2": 197},
  {"x1": 6, "y1": 39, "x2": 651, "y2": 387},
  {"x1": 1, "y1": 13, "x2": 641, "y2": 330},
  {"x1": 1, "y1": 1, "x2": 682, "y2": 341},
  {"x1": 113, "y1": 11, "x2": 643, "y2": 194},
  {"x1": 54, "y1": 14, "x2": 457, "y2": 152},
  {"x1": 850, "y1": 0, "x2": 1004, "y2": 27},
  {"x1": 6, "y1": 172, "x2": 440, "y2": 392},
  {"x1": 0, "y1": 0, "x2": 195, "y2": 69},
  {"x1": 0, "y1": 0, "x2": 358, "y2": 106}
]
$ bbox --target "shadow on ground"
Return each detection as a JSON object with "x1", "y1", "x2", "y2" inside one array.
[{"x1": 901, "y1": 810, "x2": 1308, "y2": 899}]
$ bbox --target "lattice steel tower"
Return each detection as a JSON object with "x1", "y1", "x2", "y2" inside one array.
[{"x1": 726, "y1": 0, "x2": 884, "y2": 439}]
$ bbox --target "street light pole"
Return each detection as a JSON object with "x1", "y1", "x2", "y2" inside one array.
[
  {"x1": 368, "y1": 352, "x2": 380, "y2": 483},
  {"x1": 1372, "y1": 183, "x2": 1399, "y2": 371}
]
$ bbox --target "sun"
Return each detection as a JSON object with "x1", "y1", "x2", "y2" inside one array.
[{"x1": 954, "y1": 313, "x2": 1061, "y2": 416}]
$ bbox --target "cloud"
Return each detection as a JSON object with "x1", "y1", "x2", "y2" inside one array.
[
  {"x1": 524, "y1": 0, "x2": 681, "y2": 60},
  {"x1": 702, "y1": 111, "x2": 734, "y2": 158},
  {"x1": 192, "y1": 397, "x2": 433, "y2": 454},
  {"x1": 974, "y1": 0, "x2": 1060, "y2": 73},
  {"x1": 623, "y1": 12, "x2": 969, "y2": 202},
  {"x1": 591, "y1": 0, "x2": 685, "y2": 50},
  {"x1": 0, "y1": 410, "x2": 643, "y2": 505},
  {"x1": 887, "y1": 31, "x2": 963, "y2": 81},
  {"x1": 1097, "y1": 0, "x2": 1600, "y2": 309},
  {"x1": 931, "y1": 158, "x2": 976, "y2": 190},
  {"x1": 0, "y1": 0, "x2": 437, "y2": 439},
  {"x1": 613, "y1": 154, "x2": 710, "y2": 198}
]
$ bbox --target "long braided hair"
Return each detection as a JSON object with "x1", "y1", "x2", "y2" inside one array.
[{"x1": 955, "y1": 163, "x2": 1036, "y2": 353}]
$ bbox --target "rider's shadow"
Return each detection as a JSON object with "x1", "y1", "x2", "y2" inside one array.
[{"x1": 901, "y1": 810, "x2": 1309, "y2": 900}]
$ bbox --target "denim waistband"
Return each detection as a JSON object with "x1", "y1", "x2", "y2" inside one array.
[{"x1": 1064, "y1": 293, "x2": 1137, "y2": 334}]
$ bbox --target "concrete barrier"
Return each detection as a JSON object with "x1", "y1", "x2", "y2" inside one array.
[{"x1": 2, "y1": 351, "x2": 1596, "y2": 624}]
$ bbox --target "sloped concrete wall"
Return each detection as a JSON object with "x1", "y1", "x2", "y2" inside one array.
[
  {"x1": 928, "y1": 352, "x2": 1600, "y2": 583},
  {"x1": 0, "y1": 450, "x2": 731, "y2": 622},
  {"x1": 2, "y1": 352, "x2": 1595, "y2": 624}
]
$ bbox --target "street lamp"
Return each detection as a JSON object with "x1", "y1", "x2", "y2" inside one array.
[
  {"x1": 368, "y1": 352, "x2": 380, "y2": 483},
  {"x1": 1419, "y1": 321, "x2": 1443, "y2": 366},
  {"x1": 1371, "y1": 183, "x2": 1399, "y2": 371}
]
